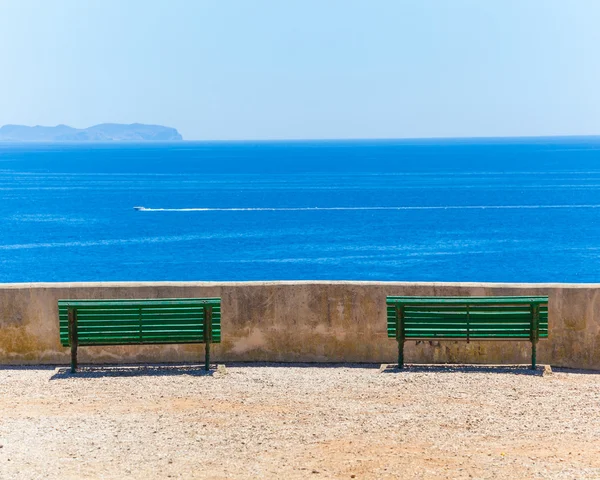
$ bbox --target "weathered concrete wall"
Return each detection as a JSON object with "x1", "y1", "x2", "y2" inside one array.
[{"x1": 1, "y1": 281, "x2": 599, "y2": 369}]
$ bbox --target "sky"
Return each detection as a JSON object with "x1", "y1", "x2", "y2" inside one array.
[{"x1": 0, "y1": 0, "x2": 599, "y2": 141}]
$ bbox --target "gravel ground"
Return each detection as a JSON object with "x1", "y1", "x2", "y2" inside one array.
[{"x1": 0, "y1": 363, "x2": 599, "y2": 479}]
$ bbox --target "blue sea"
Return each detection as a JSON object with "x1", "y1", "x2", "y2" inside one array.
[{"x1": 1, "y1": 138, "x2": 600, "y2": 283}]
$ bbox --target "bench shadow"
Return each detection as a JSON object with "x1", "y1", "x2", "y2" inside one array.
[
  {"x1": 379, "y1": 364, "x2": 545, "y2": 376},
  {"x1": 50, "y1": 364, "x2": 214, "y2": 380}
]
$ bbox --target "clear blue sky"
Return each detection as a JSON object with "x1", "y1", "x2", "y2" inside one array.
[{"x1": 0, "y1": 0, "x2": 599, "y2": 140}]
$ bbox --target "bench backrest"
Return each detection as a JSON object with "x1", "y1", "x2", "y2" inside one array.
[
  {"x1": 387, "y1": 296, "x2": 548, "y2": 340},
  {"x1": 58, "y1": 298, "x2": 221, "y2": 347}
]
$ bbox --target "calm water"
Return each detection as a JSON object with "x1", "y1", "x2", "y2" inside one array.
[{"x1": 1, "y1": 138, "x2": 600, "y2": 283}]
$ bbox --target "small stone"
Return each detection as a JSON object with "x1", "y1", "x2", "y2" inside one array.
[
  {"x1": 312, "y1": 470, "x2": 319, "y2": 474},
  {"x1": 217, "y1": 364, "x2": 228, "y2": 375}
]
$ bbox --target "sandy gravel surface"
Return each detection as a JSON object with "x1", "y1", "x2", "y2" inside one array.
[{"x1": 0, "y1": 363, "x2": 599, "y2": 479}]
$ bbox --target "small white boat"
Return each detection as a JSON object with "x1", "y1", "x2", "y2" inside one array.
[{"x1": 133, "y1": 206, "x2": 145, "y2": 211}]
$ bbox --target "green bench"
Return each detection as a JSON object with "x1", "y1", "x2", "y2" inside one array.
[
  {"x1": 387, "y1": 296, "x2": 548, "y2": 370},
  {"x1": 58, "y1": 298, "x2": 221, "y2": 373}
]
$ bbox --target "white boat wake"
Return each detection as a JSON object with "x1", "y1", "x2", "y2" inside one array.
[{"x1": 134, "y1": 204, "x2": 600, "y2": 212}]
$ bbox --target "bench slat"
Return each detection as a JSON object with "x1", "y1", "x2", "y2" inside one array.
[
  {"x1": 403, "y1": 315, "x2": 544, "y2": 322},
  {"x1": 59, "y1": 298, "x2": 220, "y2": 308},
  {"x1": 386, "y1": 306, "x2": 549, "y2": 313},
  {"x1": 387, "y1": 296, "x2": 548, "y2": 305}
]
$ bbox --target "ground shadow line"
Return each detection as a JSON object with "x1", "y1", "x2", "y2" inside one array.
[
  {"x1": 379, "y1": 364, "x2": 544, "y2": 376},
  {"x1": 50, "y1": 364, "x2": 214, "y2": 380}
]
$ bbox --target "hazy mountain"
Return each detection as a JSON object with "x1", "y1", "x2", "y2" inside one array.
[{"x1": 0, "y1": 123, "x2": 183, "y2": 142}]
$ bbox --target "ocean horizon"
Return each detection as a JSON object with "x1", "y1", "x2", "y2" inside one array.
[{"x1": 2, "y1": 137, "x2": 600, "y2": 283}]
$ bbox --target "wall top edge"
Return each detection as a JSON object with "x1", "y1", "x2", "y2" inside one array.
[{"x1": 1, "y1": 280, "x2": 600, "y2": 289}]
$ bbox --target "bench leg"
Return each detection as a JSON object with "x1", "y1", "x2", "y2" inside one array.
[
  {"x1": 205, "y1": 341, "x2": 210, "y2": 372},
  {"x1": 397, "y1": 339, "x2": 404, "y2": 369},
  {"x1": 68, "y1": 308, "x2": 78, "y2": 374},
  {"x1": 531, "y1": 340, "x2": 537, "y2": 370},
  {"x1": 71, "y1": 342, "x2": 78, "y2": 373}
]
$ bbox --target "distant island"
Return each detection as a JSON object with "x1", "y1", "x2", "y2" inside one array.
[{"x1": 0, "y1": 123, "x2": 183, "y2": 142}]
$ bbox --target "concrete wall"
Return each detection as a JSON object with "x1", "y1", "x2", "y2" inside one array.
[{"x1": 0, "y1": 281, "x2": 599, "y2": 369}]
